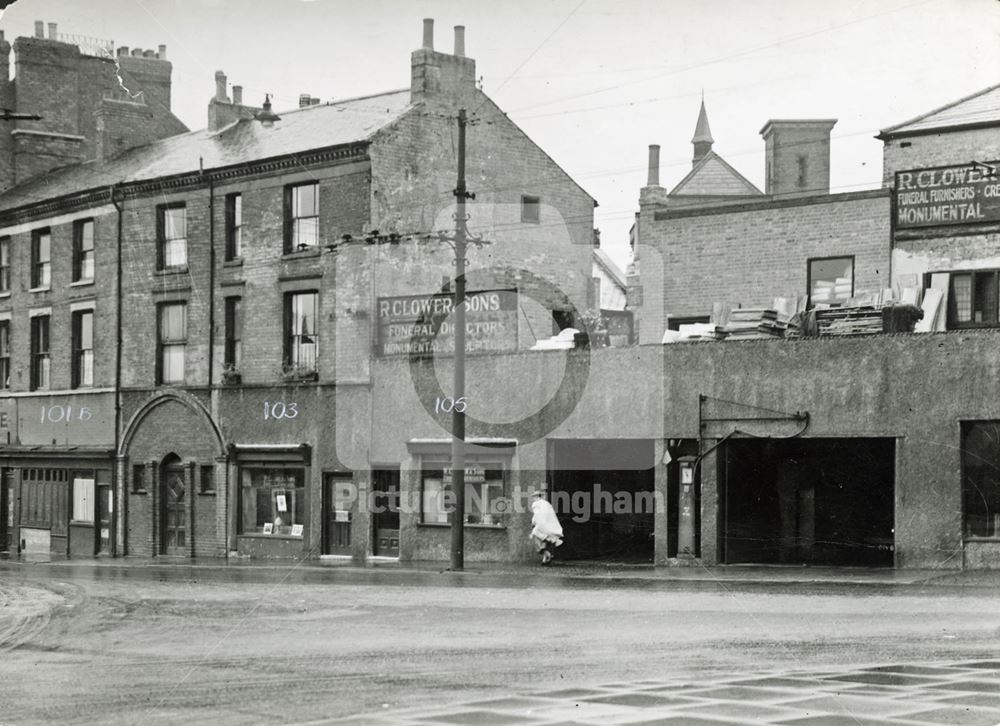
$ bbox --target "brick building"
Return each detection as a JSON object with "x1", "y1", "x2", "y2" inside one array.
[
  {"x1": 620, "y1": 83, "x2": 1000, "y2": 569},
  {"x1": 0, "y1": 19, "x2": 596, "y2": 561},
  {"x1": 0, "y1": 21, "x2": 184, "y2": 558}
]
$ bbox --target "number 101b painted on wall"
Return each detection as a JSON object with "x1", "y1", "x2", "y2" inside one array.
[{"x1": 40, "y1": 404, "x2": 92, "y2": 423}]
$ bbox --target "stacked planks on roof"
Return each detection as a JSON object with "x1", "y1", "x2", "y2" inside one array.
[{"x1": 814, "y1": 306, "x2": 883, "y2": 336}]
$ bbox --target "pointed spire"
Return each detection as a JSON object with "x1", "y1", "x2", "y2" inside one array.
[{"x1": 691, "y1": 97, "x2": 714, "y2": 166}]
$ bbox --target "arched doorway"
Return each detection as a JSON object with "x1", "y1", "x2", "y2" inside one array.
[{"x1": 160, "y1": 454, "x2": 187, "y2": 556}]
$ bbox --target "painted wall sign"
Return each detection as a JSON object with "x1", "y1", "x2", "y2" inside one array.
[
  {"x1": 376, "y1": 289, "x2": 518, "y2": 357},
  {"x1": 896, "y1": 163, "x2": 1000, "y2": 229},
  {"x1": 9, "y1": 393, "x2": 114, "y2": 446}
]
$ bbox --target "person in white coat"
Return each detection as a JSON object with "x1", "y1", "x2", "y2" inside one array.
[{"x1": 530, "y1": 491, "x2": 563, "y2": 564}]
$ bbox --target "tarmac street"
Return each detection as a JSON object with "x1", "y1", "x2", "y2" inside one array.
[{"x1": 0, "y1": 560, "x2": 998, "y2": 725}]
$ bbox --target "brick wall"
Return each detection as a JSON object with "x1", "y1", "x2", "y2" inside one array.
[
  {"x1": 883, "y1": 127, "x2": 1000, "y2": 187},
  {"x1": 0, "y1": 207, "x2": 118, "y2": 392},
  {"x1": 637, "y1": 191, "x2": 892, "y2": 340}
]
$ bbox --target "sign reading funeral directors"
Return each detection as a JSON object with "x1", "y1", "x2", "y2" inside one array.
[
  {"x1": 896, "y1": 163, "x2": 1000, "y2": 229},
  {"x1": 377, "y1": 289, "x2": 518, "y2": 356}
]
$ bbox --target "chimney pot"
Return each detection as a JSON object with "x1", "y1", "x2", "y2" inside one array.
[
  {"x1": 232, "y1": 85, "x2": 243, "y2": 105},
  {"x1": 214, "y1": 70, "x2": 228, "y2": 102},
  {"x1": 647, "y1": 144, "x2": 661, "y2": 187},
  {"x1": 299, "y1": 93, "x2": 311, "y2": 108},
  {"x1": 142, "y1": 49, "x2": 155, "y2": 58},
  {"x1": 34, "y1": 21, "x2": 44, "y2": 39},
  {"x1": 48, "y1": 23, "x2": 58, "y2": 40},
  {"x1": 117, "y1": 46, "x2": 129, "y2": 57},
  {"x1": 454, "y1": 25, "x2": 465, "y2": 57},
  {"x1": 131, "y1": 49, "x2": 142, "y2": 57},
  {"x1": 157, "y1": 44, "x2": 166, "y2": 59},
  {"x1": 422, "y1": 18, "x2": 434, "y2": 50},
  {"x1": 310, "y1": 98, "x2": 320, "y2": 105}
]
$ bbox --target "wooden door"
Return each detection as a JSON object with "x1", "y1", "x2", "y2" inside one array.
[
  {"x1": 371, "y1": 469, "x2": 399, "y2": 557},
  {"x1": 322, "y1": 473, "x2": 353, "y2": 555},
  {"x1": 161, "y1": 458, "x2": 187, "y2": 556}
]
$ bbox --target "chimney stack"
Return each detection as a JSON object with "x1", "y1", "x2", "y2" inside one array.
[
  {"x1": 34, "y1": 21, "x2": 44, "y2": 38},
  {"x1": 454, "y1": 25, "x2": 465, "y2": 57},
  {"x1": 157, "y1": 44, "x2": 167, "y2": 60},
  {"x1": 646, "y1": 145, "x2": 661, "y2": 187},
  {"x1": 299, "y1": 93, "x2": 311, "y2": 108},
  {"x1": 232, "y1": 85, "x2": 243, "y2": 105},
  {"x1": 214, "y1": 70, "x2": 228, "y2": 102},
  {"x1": 117, "y1": 46, "x2": 129, "y2": 57},
  {"x1": 142, "y1": 49, "x2": 155, "y2": 58},
  {"x1": 760, "y1": 119, "x2": 837, "y2": 196},
  {"x1": 422, "y1": 18, "x2": 434, "y2": 49},
  {"x1": 130, "y1": 48, "x2": 142, "y2": 57},
  {"x1": 48, "y1": 23, "x2": 58, "y2": 40}
]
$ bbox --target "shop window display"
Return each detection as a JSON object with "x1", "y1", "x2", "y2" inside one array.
[
  {"x1": 240, "y1": 468, "x2": 305, "y2": 536},
  {"x1": 421, "y1": 463, "x2": 506, "y2": 526}
]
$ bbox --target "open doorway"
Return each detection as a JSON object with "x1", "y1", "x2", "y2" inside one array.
[
  {"x1": 550, "y1": 439, "x2": 655, "y2": 563},
  {"x1": 720, "y1": 438, "x2": 894, "y2": 566}
]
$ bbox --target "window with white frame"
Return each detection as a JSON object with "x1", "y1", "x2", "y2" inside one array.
[
  {"x1": 284, "y1": 291, "x2": 318, "y2": 374},
  {"x1": 285, "y1": 183, "x2": 319, "y2": 251},
  {"x1": 72, "y1": 473, "x2": 95, "y2": 523},
  {"x1": 73, "y1": 219, "x2": 95, "y2": 282},
  {"x1": 158, "y1": 302, "x2": 187, "y2": 384},
  {"x1": 158, "y1": 204, "x2": 187, "y2": 269},
  {"x1": 72, "y1": 309, "x2": 94, "y2": 388}
]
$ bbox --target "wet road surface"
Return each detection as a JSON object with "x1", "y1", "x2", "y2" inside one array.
[{"x1": 0, "y1": 561, "x2": 997, "y2": 725}]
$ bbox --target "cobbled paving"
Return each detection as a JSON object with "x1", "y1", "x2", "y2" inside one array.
[{"x1": 318, "y1": 660, "x2": 1000, "y2": 726}]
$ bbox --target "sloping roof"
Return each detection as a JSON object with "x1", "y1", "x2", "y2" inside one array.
[
  {"x1": 879, "y1": 82, "x2": 1000, "y2": 138},
  {"x1": 668, "y1": 150, "x2": 762, "y2": 197},
  {"x1": 0, "y1": 89, "x2": 413, "y2": 212},
  {"x1": 592, "y1": 247, "x2": 626, "y2": 291}
]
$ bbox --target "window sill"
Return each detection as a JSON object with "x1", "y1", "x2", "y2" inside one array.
[
  {"x1": 155, "y1": 266, "x2": 188, "y2": 276},
  {"x1": 69, "y1": 520, "x2": 95, "y2": 526},
  {"x1": 223, "y1": 258, "x2": 244, "y2": 268},
  {"x1": 70, "y1": 279, "x2": 95, "y2": 287},
  {"x1": 282, "y1": 247, "x2": 321, "y2": 260},
  {"x1": 237, "y1": 533, "x2": 304, "y2": 540},
  {"x1": 29, "y1": 286, "x2": 50, "y2": 294},
  {"x1": 418, "y1": 522, "x2": 507, "y2": 530},
  {"x1": 965, "y1": 536, "x2": 1000, "y2": 542},
  {"x1": 198, "y1": 490, "x2": 216, "y2": 497},
  {"x1": 131, "y1": 490, "x2": 148, "y2": 496},
  {"x1": 0, "y1": 291, "x2": 10, "y2": 299}
]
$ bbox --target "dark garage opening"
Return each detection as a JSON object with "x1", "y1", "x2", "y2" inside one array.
[
  {"x1": 720, "y1": 438, "x2": 894, "y2": 567},
  {"x1": 549, "y1": 439, "x2": 655, "y2": 563}
]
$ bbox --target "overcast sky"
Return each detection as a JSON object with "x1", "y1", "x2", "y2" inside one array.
[{"x1": 3, "y1": 0, "x2": 1000, "y2": 269}]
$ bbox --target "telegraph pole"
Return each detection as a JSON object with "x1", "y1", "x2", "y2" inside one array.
[{"x1": 451, "y1": 108, "x2": 471, "y2": 571}]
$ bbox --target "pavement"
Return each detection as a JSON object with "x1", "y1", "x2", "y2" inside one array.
[
  {"x1": 5, "y1": 553, "x2": 1000, "y2": 591},
  {"x1": 313, "y1": 660, "x2": 1000, "y2": 726}
]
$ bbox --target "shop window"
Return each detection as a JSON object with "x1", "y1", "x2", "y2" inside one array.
[
  {"x1": 945, "y1": 270, "x2": 999, "y2": 328},
  {"x1": 284, "y1": 182, "x2": 319, "y2": 252},
  {"x1": 30, "y1": 314, "x2": 50, "y2": 391},
  {"x1": 71, "y1": 473, "x2": 95, "y2": 523},
  {"x1": 31, "y1": 228, "x2": 51, "y2": 289},
  {"x1": 200, "y1": 465, "x2": 215, "y2": 494},
  {"x1": 240, "y1": 467, "x2": 305, "y2": 536},
  {"x1": 962, "y1": 421, "x2": 1000, "y2": 538},
  {"x1": 521, "y1": 195, "x2": 540, "y2": 224},
  {"x1": 157, "y1": 204, "x2": 187, "y2": 269},
  {"x1": 157, "y1": 302, "x2": 187, "y2": 384},
  {"x1": 283, "y1": 291, "x2": 318, "y2": 375},
  {"x1": 421, "y1": 463, "x2": 506, "y2": 527},
  {"x1": 0, "y1": 320, "x2": 9, "y2": 390},
  {"x1": 73, "y1": 219, "x2": 95, "y2": 282},
  {"x1": 71, "y1": 309, "x2": 94, "y2": 388},
  {"x1": 0, "y1": 237, "x2": 9, "y2": 293},
  {"x1": 225, "y1": 193, "x2": 242, "y2": 260},
  {"x1": 808, "y1": 256, "x2": 853, "y2": 308},
  {"x1": 132, "y1": 463, "x2": 146, "y2": 494}
]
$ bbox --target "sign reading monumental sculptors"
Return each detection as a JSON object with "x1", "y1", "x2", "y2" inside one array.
[
  {"x1": 896, "y1": 163, "x2": 1000, "y2": 229},
  {"x1": 377, "y1": 289, "x2": 518, "y2": 356}
]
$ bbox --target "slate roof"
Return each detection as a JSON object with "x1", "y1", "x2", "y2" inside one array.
[
  {"x1": 668, "y1": 150, "x2": 762, "y2": 197},
  {"x1": 0, "y1": 89, "x2": 413, "y2": 213},
  {"x1": 879, "y1": 82, "x2": 1000, "y2": 138}
]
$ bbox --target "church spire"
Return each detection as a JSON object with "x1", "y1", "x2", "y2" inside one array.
[{"x1": 691, "y1": 96, "x2": 714, "y2": 167}]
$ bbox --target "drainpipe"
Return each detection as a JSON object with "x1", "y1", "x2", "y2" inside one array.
[
  {"x1": 203, "y1": 160, "x2": 216, "y2": 389},
  {"x1": 110, "y1": 185, "x2": 124, "y2": 556}
]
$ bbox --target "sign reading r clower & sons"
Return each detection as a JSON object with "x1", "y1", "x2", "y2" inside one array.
[
  {"x1": 896, "y1": 163, "x2": 1000, "y2": 229},
  {"x1": 377, "y1": 289, "x2": 518, "y2": 357}
]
